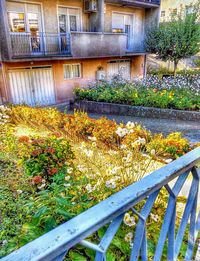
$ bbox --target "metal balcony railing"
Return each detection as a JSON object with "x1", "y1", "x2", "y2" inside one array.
[
  {"x1": 10, "y1": 32, "x2": 71, "y2": 58},
  {"x1": 2, "y1": 147, "x2": 200, "y2": 261}
]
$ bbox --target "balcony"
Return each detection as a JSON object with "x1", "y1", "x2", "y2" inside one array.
[
  {"x1": 9, "y1": 32, "x2": 145, "y2": 59},
  {"x1": 10, "y1": 32, "x2": 71, "y2": 58},
  {"x1": 70, "y1": 32, "x2": 129, "y2": 58},
  {"x1": 106, "y1": 0, "x2": 160, "y2": 8}
]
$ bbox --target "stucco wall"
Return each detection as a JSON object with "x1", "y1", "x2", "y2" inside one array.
[
  {"x1": 4, "y1": 0, "x2": 145, "y2": 34},
  {"x1": 3, "y1": 56, "x2": 144, "y2": 103},
  {"x1": 71, "y1": 32, "x2": 127, "y2": 58}
]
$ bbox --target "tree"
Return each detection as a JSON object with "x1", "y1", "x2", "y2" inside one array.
[{"x1": 145, "y1": 2, "x2": 200, "y2": 76}]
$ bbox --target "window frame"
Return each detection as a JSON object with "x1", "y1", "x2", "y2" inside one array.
[
  {"x1": 57, "y1": 5, "x2": 82, "y2": 33},
  {"x1": 161, "y1": 10, "x2": 165, "y2": 18},
  {"x1": 7, "y1": 1, "x2": 43, "y2": 33},
  {"x1": 63, "y1": 63, "x2": 82, "y2": 80}
]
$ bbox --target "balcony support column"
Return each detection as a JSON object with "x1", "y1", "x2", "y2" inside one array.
[{"x1": 97, "y1": 0, "x2": 105, "y2": 32}]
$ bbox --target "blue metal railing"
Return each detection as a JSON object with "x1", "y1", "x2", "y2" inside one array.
[{"x1": 2, "y1": 147, "x2": 200, "y2": 261}]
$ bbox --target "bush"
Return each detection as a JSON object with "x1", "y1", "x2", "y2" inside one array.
[
  {"x1": 75, "y1": 77, "x2": 200, "y2": 111},
  {"x1": 0, "y1": 105, "x2": 198, "y2": 259},
  {"x1": 20, "y1": 136, "x2": 74, "y2": 184}
]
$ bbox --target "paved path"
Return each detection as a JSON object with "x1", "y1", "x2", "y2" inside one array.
[{"x1": 86, "y1": 113, "x2": 200, "y2": 143}]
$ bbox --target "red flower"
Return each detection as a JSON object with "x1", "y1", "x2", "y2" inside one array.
[
  {"x1": 52, "y1": 132, "x2": 62, "y2": 138},
  {"x1": 48, "y1": 168, "x2": 58, "y2": 176},
  {"x1": 45, "y1": 147, "x2": 55, "y2": 154},
  {"x1": 31, "y1": 139, "x2": 45, "y2": 145},
  {"x1": 18, "y1": 136, "x2": 30, "y2": 143},
  {"x1": 32, "y1": 176, "x2": 43, "y2": 185},
  {"x1": 31, "y1": 149, "x2": 43, "y2": 157}
]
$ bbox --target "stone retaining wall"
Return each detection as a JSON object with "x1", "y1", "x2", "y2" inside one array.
[{"x1": 73, "y1": 101, "x2": 200, "y2": 122}]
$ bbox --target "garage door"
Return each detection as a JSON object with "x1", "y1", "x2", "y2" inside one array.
[
  {"x1": 8, "y1": 66, "x2": 56, "y2": 106},
  {"x1": 108, "y1": 60, "x2": 131, "y2": 80}
]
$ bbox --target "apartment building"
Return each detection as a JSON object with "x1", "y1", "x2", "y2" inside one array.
[
  {"x1": 160, "y1": 0, "x2": 199, "y2": 22},
  {"x1": 0, "y1": 0, "x2": 160, "y2": 106}
]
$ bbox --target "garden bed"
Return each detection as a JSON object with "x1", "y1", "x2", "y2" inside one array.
[
  {"x1": 74, "y1": 76, "x2": 200, "y2": 113},
  {"x1": 0, "y1": 105, "x2": 198, "y2": 260},
  {"x1": 73, "y1": 100, "x2": 200, "y2": 121}
]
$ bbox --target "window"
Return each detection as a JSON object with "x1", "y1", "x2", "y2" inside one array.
[
  {"x1": 161, "y1": 11, "x2": 165, "y2": 18},
  {"x1": 7, "y1": 1, "x2": 42, "y2": 33},
  {"x1": 8, "y1": 12, "x2": 25, "y2": 32},
  {"x1": 64, "y1": 64, "x2": 81, "y2": 79},
  {"x1": 58, "y1": 7, "x2": 80, "y2": 33},
  {"x1": 171, "y1": 8, "x2": 177, "y2": 17}
]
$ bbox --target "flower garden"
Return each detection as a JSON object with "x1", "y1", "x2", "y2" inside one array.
[
  {"x1": 0, "y1": 105, "x2": 199, "y2": 260},
  {"x1": 75, "y1": 75, "x2": 200, "y2": 111}
]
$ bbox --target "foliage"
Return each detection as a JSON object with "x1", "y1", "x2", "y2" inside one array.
[
  {"x1": 145, "y1": 2, "x2": 200, "y2": 76},
  {"x1": 0, "y1": 105, "x2": 198, "y2": 259},
  {"x1": 21, "y1": 136, "x2": 74, "y2": 184},
  {"x1": 75, "y1": 79, "x2": 200, "y2": 111}
]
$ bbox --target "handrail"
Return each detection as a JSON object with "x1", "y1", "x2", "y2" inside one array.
[{"x1": 2, "y1": 147, "x2": 200, "y2": 261}]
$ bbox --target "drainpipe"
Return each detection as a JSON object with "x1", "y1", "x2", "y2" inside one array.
[
  {"x1": 97, "y1": 0, "x2": 105, "y2": 32},
  {"x1": 143, "y1": 54, "x2": 147, "y2": 80}
]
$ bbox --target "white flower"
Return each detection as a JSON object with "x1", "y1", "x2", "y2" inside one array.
[
  {"x1": 64, "y1": 183, "x2": 71, "y2": 187},
  {"x1": 124, "y1": 213, "x2": 136, "y2": 227},
  {"x1": 165, "y1": 159, "x2": 173, "y2": 164},
  {"x1": 111, "y1": 166, "x2": 122, "y2": 174},
  {"x1": 131, "y1": 137, "x2": 146, "y2": 147},
  {"x1": 120, "y1": 144, "x2": 127, "y2": 150},
  {"x1": 77, "y1": 165, "x2": 86, "y2": 172},
  {"x1": 106, "y1": 179, "x2": 116, "y2": 189},
  {"x1": 84, "y1": 149, "x2": 93, "y2": 157},
  {"x1": 138, "y1": 137, "x2": 146, "y2": 145},
  {"x1": 67, "y1": 167, "x2": 73, "y2": 174},
  {"x1": 150, "y1": 213, "x2": 159, "y2": 222},
  {"x1": 16, "y1": 190, "x2": 23, "y2": 194},
  {"x1": 65, "y1": 176, "x2": 70, "y2": 181},
  {"x1": 88, "y1": 136, "x2": 97, "y2": 141},
  {"x1": 38, "y1": 184, "x2": 46, "y2": 190},
  {"x1": 124, "y1": 232, "x2": 133, "y2": 244},
  {"x1": 126, "y1": 121, "x2": 135, "y2": 129},
  {"x1": 116, "y1": 127, "x2": 129, "y2": 138},
  {"x1": 86, "y1": 184, "x2": 93, "y2": 193},
  {"x1": 2, "y1": 240, "x2": 8, "y2": 246},
  {"x1": 150, "y1": 149, "x2": 156, "y2": 156}
]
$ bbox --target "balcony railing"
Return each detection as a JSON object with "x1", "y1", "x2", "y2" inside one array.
[
  {"x1": 2, "y1": 147, "x2": 200, "y2": 261},
  {"x1": 136, "y1": 0, "x2": 160, "y2": 4},
  {"x1": 9, "y1": 32, "x2": 146, "y2": 59},
  {"x1": 10, "y1": 32, "x2": 71, "y2": 58},
  {"x1": 107, "y1": 0, "x2": 160, "y2": 7}
]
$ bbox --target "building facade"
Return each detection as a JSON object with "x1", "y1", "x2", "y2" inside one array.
[
  {"x1": 0, "y1": 0, "x2": 160, "y2": 106},
  {"x1": 160, "y1": 0, "x2": 199, "y2": 22}
]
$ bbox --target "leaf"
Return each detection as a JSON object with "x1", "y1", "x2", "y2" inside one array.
[
  {"x1": 44, "y1": 216, "x2": 57, "y2": 232},
  {"x1": 106, "y1": 251, "x2": 116, "y2": 261},
  {"x1": 34, "y1": 206, "x2": 49, "y2": 218},
  {"x1": 56, "y1": 209, "x2": 73, "y2": 219},
  {"x1": 68, "y1": 251, "x2": 87, "y2": 261},
  {"x1": 56, "y1": 197, "x2": 71, "y2": 206}
]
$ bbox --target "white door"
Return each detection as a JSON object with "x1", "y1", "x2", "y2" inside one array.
[
  {"x1": 8, "y1": 66, "x2": 56, "y2": 106},
  {"x1": 108, "y1": 60, "x2": 131, "y2": 80}
]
